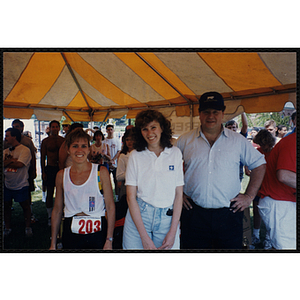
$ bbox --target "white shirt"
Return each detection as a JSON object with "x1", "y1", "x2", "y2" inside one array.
[
  {"x1": 3, "y1": 144, "x2": 31, "y2": 190},
  {"x1": 63, "y1": 163, "x2": 106, "y2": 218},
  {"x1": 116, "y1": 152, "x2": 130, "y2": 182},
  {"x1": 104, "y1": 137, "x2": 121, "y2": 168},
  {"x1": 176, "y1": 127, "x2": 266, "y2": 208},
  {"x1": 125, "y1": 146, "x2": 184, "y2": 208}
]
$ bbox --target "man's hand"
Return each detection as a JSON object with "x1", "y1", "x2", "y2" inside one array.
[
  {"x1": 230, "y1": 193, "x2": 252, "y2": 213},
  {"x1": 183, "y1": 194, "x2": 193, "y2": 210}
]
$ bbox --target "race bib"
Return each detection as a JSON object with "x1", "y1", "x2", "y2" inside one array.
[{"x1": 71, "y1": 216, "x2": 101, "y2": 234}]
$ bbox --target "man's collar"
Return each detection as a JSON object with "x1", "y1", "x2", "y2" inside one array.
[
  {"x1": 198, "y1": 125, "x2": 226, "y2": 137},
  {"x1": 222, "y1": 125, "x2": 229, "y2": 137}
]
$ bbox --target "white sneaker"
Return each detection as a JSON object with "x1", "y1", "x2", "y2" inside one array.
[{"x1": 264, "y1": 238, "x2": 272, "y2": 250}]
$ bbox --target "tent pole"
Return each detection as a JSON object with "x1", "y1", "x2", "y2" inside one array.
[
  {"x1": 99, "y1": 111, "x2": 110, "y2": 128},
  {"x1": 64, "y1": 111, "x2": 75, "y2": 123},
  {"x1": 135, "y1": 53, "x2": 192, "y2": 106},
  {"x1": 60, "y1": 53, "x2": 93, "y2": 114},
  {"x1": 190, "y1": 104, "x2": 193, "y2": 130}
]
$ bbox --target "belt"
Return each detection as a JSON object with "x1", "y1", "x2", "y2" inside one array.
[{"x1": 187, "y1": 197, "x2": 229, "y2": 210}]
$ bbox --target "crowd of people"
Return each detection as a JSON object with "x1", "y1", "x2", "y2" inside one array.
[{"x1": 3, "y1": 91, "x2": 297, "y2": 251}]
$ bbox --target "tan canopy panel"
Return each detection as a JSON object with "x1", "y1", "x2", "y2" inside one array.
[{"x1": 3, "y1": 51, "x2": 296, "y2": 122}]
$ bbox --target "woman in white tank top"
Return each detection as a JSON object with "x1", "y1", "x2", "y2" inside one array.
[{"x1": 49, "y1": 128, "x2": 115, "y2": 250}]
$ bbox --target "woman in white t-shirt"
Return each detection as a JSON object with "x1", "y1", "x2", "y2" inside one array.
[
  {"x1": 50, "y1": 128, "x2": 115, "y2": 250},
  {"x1": 88, "y1": 130, "x2": 111, "y2": 171},
  {"x1": 123, "y1": 110, "x2": 184, "y2": 250}
]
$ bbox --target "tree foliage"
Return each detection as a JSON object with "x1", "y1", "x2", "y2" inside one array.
[{"x1": 238, "y1": 112, "x2": 291, "y2": 129}]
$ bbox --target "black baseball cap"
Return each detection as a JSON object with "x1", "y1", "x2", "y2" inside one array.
[{"x1": 198, "y1": 91, "x2": 226, "y2": 112}]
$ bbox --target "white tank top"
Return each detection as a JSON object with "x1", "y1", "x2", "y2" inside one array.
[{"x1": 63, "y1": 163, "x2": 105, "y2": 218}]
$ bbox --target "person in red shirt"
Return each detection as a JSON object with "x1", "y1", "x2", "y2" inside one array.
[
  {"x1": 257, "y1": 132, "x2": 296, "y2": 249},
  {"x1": 250, "y1": 129, "x2": 276, "y2": 249}
]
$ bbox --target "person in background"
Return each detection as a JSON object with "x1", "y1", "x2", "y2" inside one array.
[
  {"x1": 275, "y1": 125, "x2": 288, "y2": 140},
  {"x1": 257, "y1": 131, "x2": 296, "y2": 249},
  {"x1": 177, "y1": 91, "x2": 266, "y2": 250},
  {"x1": 117, "y1": 128, "x2": 135, "y2": 200},
  {"x1": 41, "y1": 126, "x2": 51, "y2": 202},
  {"x1": 41, "y1": 120, "x2": 65, "y2": 226},
  {"x1": 59, "y1": 123, "x2": 84, "y2": 170},
  {"x1": 23, "y1": 131, "x2": 32, "y2": 139},
  {"x1": 61, "y1": 120, "x2": 71, "y2": 137},
  {"x1": 225, "y1": 112, "x2": 248, "y2": 137},
  {"x1": 3, "y1": 128, "x2": 33, "y2": 237},
  {"x1": 225, "y1": 112, "x2": 249, "y2": 181},
  {"x1": 250, "y1": 127, "x2": 260, "y2": 148},
  {"x1": 49, "y1": 128, "x2": 115, "y2": 250},
  {"x1": 84, "y1": 126, "x2": 99, "y2": 139},
  {"x1": 3, "y1": 119, "x2": 38, "y2": 223},
  {"x1": 264, "y1": 119, "x2": 280, "y2": 144},
  {"x1": 250, "y1": 129, "x2": 276, "y2": 250},
  {"x1": 284, "y1": 111, "x2": 296, "y2": 137},
  {"x1": 123, "y1": 110, "x2": 184, "y2": 250},
  {"x1": 114, "y1": 128, "x2": 135, "y2": 249},
  {"x1": 88, "y1": 130, "x2": 111, "y2": 171},
  {"x1": 104, "y1": 124, "x2": 121, "y2": 200}
]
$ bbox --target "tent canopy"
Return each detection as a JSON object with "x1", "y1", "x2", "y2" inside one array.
[{"x1": 3, "y1": 51, "x2": 296, "y2": 123}]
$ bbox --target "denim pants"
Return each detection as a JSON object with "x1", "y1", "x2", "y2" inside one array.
[{"x1": 122, "y1": 198, "x2": 180, "y2": 250}]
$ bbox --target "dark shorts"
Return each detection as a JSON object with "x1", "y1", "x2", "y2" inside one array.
[
  {"x1": 43, "y1": 165, "x2": 59, "y2": 187},
  {"x1": 62, "y1": 216, "x2": 107, "y2": 250},
  {"x1": 4, "y1": 185, "x2": 29, "y2": 203},
  {"x1": 180, "y1": 199, "x2": 244, "y2": 250}
]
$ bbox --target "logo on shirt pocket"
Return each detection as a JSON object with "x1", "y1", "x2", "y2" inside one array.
[{"x1": 169, "y1": 165, "x2": 174, "y2": 171}]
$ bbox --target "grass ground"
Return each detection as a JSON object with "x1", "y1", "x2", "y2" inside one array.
[
  {"x1": 3, "y1": 173, "x2": 267, "y2": 251},
  {"x1": 3, "y1": 176, "x2": 51, "y2": 250},
  {"x1": 241, "y1": 174, "x2": 267, "y2": 249}
]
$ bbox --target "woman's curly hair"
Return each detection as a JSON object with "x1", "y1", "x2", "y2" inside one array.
[
  {"x1": 120, "y1": 128, "x2": 136, "y2": 155},
  {"x1": 134, "y1": 109, "x2": 173, "y2": 151}
]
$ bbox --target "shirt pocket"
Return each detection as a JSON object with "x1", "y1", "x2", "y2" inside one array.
[{"x1": 214, "y1": 150, "x2": 240, "y2": 173}]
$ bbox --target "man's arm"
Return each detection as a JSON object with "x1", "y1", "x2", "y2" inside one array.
[
  {"x1": 29, "y1": 145, "x2": 37, "y2": 179},
  {"x1": 112, "y1": 150, "x2": 121, "y2": 162},
  {"x1": 241, "y1": 112, "x2": 248, "y2": 135},
  {"x1": 277, "y1": 169, "x2": 296, "y2": 189},
  {"x1": 230, "y1": 164, "x2": 266, "y2": 213},
  {"x1": 58, "y1": 142, "x2": 68, "y2": 170},
  {"x1": 4, "y1": 157, "x2": 25, "y2": 169},
  {"x1": 40, "y1": 140, "x2": 47, "y2": 180}
]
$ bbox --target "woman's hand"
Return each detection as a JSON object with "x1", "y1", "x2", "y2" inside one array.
[
  {"x1": 141, "y1": 236, "x2": 157, "y2": 250},
  {"x1": 158, "y1": 231, "x2": 175, "y2": 250},
  {"x1": 103, "y1": 240, "x2": 113, "y2": 250}
]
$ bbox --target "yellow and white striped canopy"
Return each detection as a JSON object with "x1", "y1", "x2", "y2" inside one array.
[{"x1": 3, "y1": 51, "x2": 296, "y2": 122}]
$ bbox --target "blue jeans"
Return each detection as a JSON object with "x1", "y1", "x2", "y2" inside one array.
[{"x1": 122, "y1": 198, "x2": 180, "y2": 250}]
